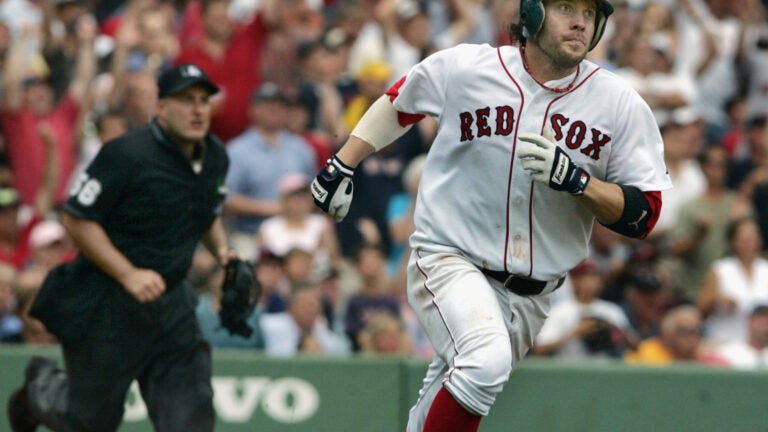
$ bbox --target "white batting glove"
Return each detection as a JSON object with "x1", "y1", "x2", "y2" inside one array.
[
  {"x1": 517, "y1": 127, "x2": 591, "y2": 195},
  {"x1": 311, "y1": 155, "x2": 354, "y2": 222}
]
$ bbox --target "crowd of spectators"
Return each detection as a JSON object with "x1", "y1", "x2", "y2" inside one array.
[{"x1": 1, "y1": 0, "x2": 768, "y2": 371}]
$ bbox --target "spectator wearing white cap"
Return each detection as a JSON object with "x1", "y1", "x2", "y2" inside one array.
[
  {"x1": 256, "y1": 172, "x2": 343, "y2": 282},
  {"x1": 0, "y1": 187, "x2": 51, "y2": 270},
  {"x1": 534, "y1": 259, "x2": 637, "y2": 360},
  {"x1": 27, "y1": 219, "x2": 76, "y2": 271}
]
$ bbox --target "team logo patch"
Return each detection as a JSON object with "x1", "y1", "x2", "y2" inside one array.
[
  {"x1": 182, "y1": 65, "x2": 203, "y2": 77},
  {"x1": 578, "y1": 172, "x2": 589, "y2": 186}
]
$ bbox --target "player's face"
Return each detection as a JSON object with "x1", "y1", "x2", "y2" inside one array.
[
  {"x1": 533, "y1": 0, "x2": 596, "y2": 70},
  {"x1": 157, "y1": 85, "x2": 213, "y2": 146}
]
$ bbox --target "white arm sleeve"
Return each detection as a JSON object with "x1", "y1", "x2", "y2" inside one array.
[{"x1": 350, "y1": 95, "x2": 413, "y2": 151}]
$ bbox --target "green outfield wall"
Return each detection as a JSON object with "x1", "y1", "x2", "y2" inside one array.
[{"x1": 1, "y1": 345, "x2": 767, "y2": 432}]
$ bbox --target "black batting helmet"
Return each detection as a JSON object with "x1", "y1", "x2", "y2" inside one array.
[{"x1": 519, "y1": 0, "x2": 614, "y2": 51}]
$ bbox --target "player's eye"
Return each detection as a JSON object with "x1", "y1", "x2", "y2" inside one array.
[{"x1": 557, "y1": 4, "x2": 574, "y2": 15}]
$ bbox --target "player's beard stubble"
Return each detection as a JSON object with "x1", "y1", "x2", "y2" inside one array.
[{"x1": 531, "y1": 31, "x2": 589, "y2": 74}]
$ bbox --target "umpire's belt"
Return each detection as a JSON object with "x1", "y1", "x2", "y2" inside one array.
[{"x1": 479, "y1": 268, "x2": 565, "y2": 296}]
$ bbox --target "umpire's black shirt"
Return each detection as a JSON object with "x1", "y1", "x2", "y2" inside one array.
[{"x1": 64, "y1": 119, "x2": 229, "y2": 288}]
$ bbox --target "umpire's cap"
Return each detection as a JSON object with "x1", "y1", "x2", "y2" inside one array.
[{"x1": 157, "y1": 64, "x2": 219, "y2": 98}]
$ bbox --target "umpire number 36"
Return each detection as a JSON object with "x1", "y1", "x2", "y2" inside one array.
[{"x1": 69, "y1": 173, "x2": 102, "y2": 207}]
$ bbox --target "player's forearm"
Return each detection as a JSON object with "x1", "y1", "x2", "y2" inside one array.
[
  {"x1": 201, "y1": 216, "x2": 230, "y2": 264},
  {"x1": 335, "y1": 135, "x2": 377, "y2": 167},
  {"x1": 61, "y1": 212, "x2": 137, "y2": 284},
  {"x1": 576, "y1": 177, "x2": 624, "y2": 225}
]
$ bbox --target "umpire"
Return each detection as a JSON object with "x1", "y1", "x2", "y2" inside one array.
[{"x1": 7, "y1": 64, "x2": 231, "y2": 432}]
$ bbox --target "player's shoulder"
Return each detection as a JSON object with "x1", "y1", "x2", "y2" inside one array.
[
  {"x1": 576, "y1": 62, "x2": 652, "y2": 113},
  {"x1": 98, "y1": 124, "x2": 153, "y2": 159},
  {"x1": 583, "y1": 62, "x2": 646, "y2": 99},
  {"x1": 423, "y1": 43, "x2": 499, "y2": 65}
]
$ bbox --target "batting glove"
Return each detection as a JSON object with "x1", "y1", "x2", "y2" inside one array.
[
  {"x1": 517, "y1": 127, "x2": 591, "y2": 196},
  {"x1": 311, "y1": 155, "x2": 355, "y2": 222}
]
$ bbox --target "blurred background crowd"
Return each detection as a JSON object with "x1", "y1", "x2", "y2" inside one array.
[{"x1": 1, "y1": 0, "x2": 768, "y2": 371}]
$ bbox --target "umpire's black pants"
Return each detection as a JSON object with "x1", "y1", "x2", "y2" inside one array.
[{"x1": 28, "y1": 282, "x2": 214, "y2": 432}]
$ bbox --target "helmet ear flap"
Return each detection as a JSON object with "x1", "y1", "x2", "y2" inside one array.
[
  {"x1": 519, "y1": 0, "x2": 545, "y2": 39},
  {"x1": 588, "y1": 0, "x2": 614, "y2": 51}
]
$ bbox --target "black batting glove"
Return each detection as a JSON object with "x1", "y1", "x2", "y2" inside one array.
[{"x1": 311, "y1": 155, "x2": 355, "y2": 221}]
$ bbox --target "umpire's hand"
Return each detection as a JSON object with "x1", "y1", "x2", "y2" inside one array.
[{"x1": 120, "y1": 268, "x2": 167, "y2": 303}]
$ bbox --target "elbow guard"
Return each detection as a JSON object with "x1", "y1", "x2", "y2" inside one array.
[
  {"x1": 350, "y1": 95, "x2": 413, "y2": 151},
  {"x1": 603, "y1": 185, "x2": 658, "y2": 239}
]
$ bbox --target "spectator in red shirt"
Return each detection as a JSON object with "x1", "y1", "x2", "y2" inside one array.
[
  {"x1": 0, "y1": 15, "x2": 97, "y2": 207},
  {"x1": 173, "y1": 0, "x2": 267, "y2": 142},
  {"x1": 0, "y1": 188, "x2": 36, "y2": 270}
]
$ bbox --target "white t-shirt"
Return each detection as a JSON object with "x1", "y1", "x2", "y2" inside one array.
[
  {"x1": 713, "y1": 341, "x2": 768, "y2": 370},
  {"x1": 705, "y1": 256, "x2": 768, "y2": 346}
]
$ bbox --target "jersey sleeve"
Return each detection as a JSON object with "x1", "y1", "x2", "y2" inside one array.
[
  {"x1": 64, "y1": 141, "x2": 131, "y2": 223},
  {"x1": 389, "y1": 46, "x2": 457, "y2": 119},
  {"x1": 604, "y1": 85, "x2": 672, "y2": 192}
]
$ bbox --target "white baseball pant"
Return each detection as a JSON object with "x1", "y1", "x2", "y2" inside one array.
[{"x1": 405, "y1": 250, "x2": 552, "y2": 432}]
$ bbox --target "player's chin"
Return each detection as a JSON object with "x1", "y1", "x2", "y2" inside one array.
[
  {"x1": 183, "y1": 129, "x2": 207, "y2": 142},
  {"x1": 563, "y1": 42, "x2": 587, "y2": 57},
  {"x1": 187, "y1": 123, "x2": 209, "y2": 138}
]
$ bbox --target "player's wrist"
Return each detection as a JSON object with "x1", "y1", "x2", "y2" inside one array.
[
  {"x1": 327, "y1": 155, "x2": 354, "y2": 178},
  {"x1": 548, "y1": 148, "x2": 590, "y2": 195},
  {"x1": 312, "y1": 154, "x2": 356, "y2": 221},
  {"x1": 566, "y1": 166, "x2": 591, "y2": 196}
]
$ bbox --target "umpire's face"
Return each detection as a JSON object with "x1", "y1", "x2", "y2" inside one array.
[{"x1": 157, "y1": 84, "x2": 214, "y2": 146}]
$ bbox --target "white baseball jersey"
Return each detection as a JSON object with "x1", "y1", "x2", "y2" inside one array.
[{"x1": 392, "y1": 43, "x2": 672, "y2": 281}]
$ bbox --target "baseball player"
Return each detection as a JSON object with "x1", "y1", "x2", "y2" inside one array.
[
  {"x1": 312, "y1": 1, "x2": 672, "y2": 431},
  {"x1": 7, "y1": 64, "x2": 231, "y2": 432}
]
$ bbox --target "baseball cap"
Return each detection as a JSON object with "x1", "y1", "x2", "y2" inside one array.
[
  {"x1": 256, "y1": 249, "x2": 283, "y2": 266},
  {"x1": 22, "y1": 75, "x2": 52, "y2": 89},
  {"x1": 30, "y1": 220, "x2": 66, "y2": 248},
  {"x1": 670, "y1": 106, "x2": 701, "y2": 126},
  {"x1": 157, "y1": 64, "x2": 219, "y2": 99},
  {"x1": 0, "y1": 188, "x2": 20, "y2": 208},
  {"x1": 356, "y1": 60, "x2": 393, "y2": 82},
  {"x1": 569, "y1": 259, "x2": 599, "y2": 278},
  {"x1": 747, "y1": 115, "x2": 767, "y2": 130},
  {"x1": 251, "y1": 82, "x2": 288, "y2": 104},
  {"x1": 278, "y1": 173, "x2": 311, "y2": 196},
  {"x1": 322, "y1": 27, "x2": 351, "y2": 52},
  {"x1": 627, "y1": 269, "x2": 662, "y2": 294},
  {"x1": 395, "y1": 0, "x2": 425, "y2": 20},
  {"x1": 750, "y1": 304, "x2": 768, "y2": 317}
]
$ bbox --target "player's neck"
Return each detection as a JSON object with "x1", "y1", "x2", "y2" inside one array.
[{"x1": 520, "y1": 44, "x2": 579, "y2": 85}]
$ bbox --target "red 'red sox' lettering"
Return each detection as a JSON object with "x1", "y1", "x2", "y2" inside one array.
[
  {"x1": 458, "y1": 109, "x2": 611, "y2": 161},
  {"x1": 550, "y1": 113, "x2": 611, "y2": 160},
  {"x1": 459, "y1": 106, "x2": 516, "y2": 142}
]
